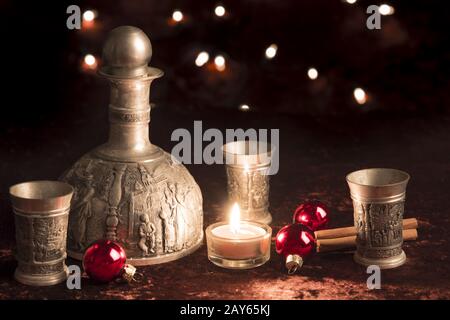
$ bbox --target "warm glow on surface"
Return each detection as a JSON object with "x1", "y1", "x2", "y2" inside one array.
[
  {"x1": 214, "y1": 55, "x2": 226, "y2": 71},
  {"x1": 83, "y1": 10, "x2": 96, "y2": 22},
  {"x1": 230, "y1": 203, "x2": 241, "y2": 234},
  {"x1": 134, "y1": 38, "x2": 146, "y2": 53},
  {"x1": 307, "y1": 67, "x2": 318, "y2": 80},
  {"x1": 379, "y1": 4, "x2": 395, "y2": 15},
  {"x1": 172, "y1": 10, "x2": 183, "y2": 22},
  {"x1": 215, "y1": 5, "x2": 226, "y2": 17},
  {"x1": 354, "y1": 88, "x2": 367, "y2": 104},
  {"x1": 265, "y1": 44, "x2": 278, "y2": 59},
  {"x1": 195, "y1": 51, "x2": 209, "y2": 67}
]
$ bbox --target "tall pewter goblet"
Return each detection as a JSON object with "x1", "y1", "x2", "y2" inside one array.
[
  {"x1": 222, "y1": 141, "x2": 273, "y2": 224},
  {"x1": 346, "y1": 168, "x2": 410, "y2": 269},
  {"x1": 10, "y1": 181, "x2": 73, "y2": 286}
]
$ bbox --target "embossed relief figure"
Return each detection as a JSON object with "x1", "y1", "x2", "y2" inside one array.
[
  {"x1": 161, "y1": 185, "x2": 177, "y2": 252},
  {"x1": 33, "y1": 219, "x2": 49, "y2": 261},
  {"x1": 71, "y1": 174, "x2": 95, "y2": 250},
  {"x1": 251, "y1": 172, "x2": 269, "y2": 209},
  {"x1": 354, "y1": 203, "x2": 367, "y2": 245},
  {"x1": 127, "y1": 164, "x2": 168, "y2": 255},
  {"x1": 139, "y1": 165, "x2": 152, "y2": 189},
  {"x1": 226, "y1": 169, "x2": 241, "y2": 204},
  {"x1": 171, "y1": 183, "x2": 189, "y2": 250},
  {"x1": 138, "y1": 213, "x2": 156, "y2": 255}
]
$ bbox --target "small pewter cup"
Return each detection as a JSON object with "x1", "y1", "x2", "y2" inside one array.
[
  {"x1": 10, "y1": 181, "x2": 73, "y2": 286},
  {"x1": 222, "y1": 141, "x2": 273, "y2": 224},
  {"x1": 346, "y1": 168, "x2": 410, "y2": 269}
]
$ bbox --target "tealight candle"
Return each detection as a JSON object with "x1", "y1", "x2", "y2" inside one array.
[{"x1": 206, "y1": 203, "x2": 272, "y2": 269}]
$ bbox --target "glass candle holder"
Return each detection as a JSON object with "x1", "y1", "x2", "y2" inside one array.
[{"x1": 206, "y1": 221, "x2": 272, "y2": 269}]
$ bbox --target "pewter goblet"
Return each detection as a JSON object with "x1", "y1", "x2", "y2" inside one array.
[
  {"x1": 346, "y1": 168, "x2": 410, "y2": 269},
  {"x1": 222, "y1": 141, "x2": 273, "y2": 224},
  {"x1": 10, "y1": 181, "x2": 73, "y2": 286}
]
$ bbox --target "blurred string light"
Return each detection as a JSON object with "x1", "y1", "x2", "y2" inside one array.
[
  {"x1": 353, "y1": 88, "x2": 367, "y2": 105},
  {"x1": 83, "y1": 54, "x2": 97, "y2": 70},
  {"x1": 239, "y1": 104, "x2": 250, "y2": 111},
  {"x1": 172, "y1": 10, "x2": 184, "y2": 22},
  {"x1": 214, "y1": 5, "x2": 226, "y2": 17},
  {"x1": 195, "y1": 51, "x2": 210, "y2": 67},
  {"x1": 265, "y1": 44, "x2": 278, "y2": 59},
  {"x1": 307, "y1": 67, "x2": 318, "y2": 80},
  {"x1": 345, "y1": 0, "x2": 357, "y2": 4},
  {"x1": 214, "y1": 55, "x2": 226, "y2": 71},
  {"x1": 82, "y1": 10, "x2": 96, "y2": 22},
  {"x1": 379, "y1": 4, "x2": 395, "y2": 15}
]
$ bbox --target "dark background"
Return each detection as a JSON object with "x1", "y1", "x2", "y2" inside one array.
[{"x1": 0, "y1": 0, "x2": 449, "y2": 299}]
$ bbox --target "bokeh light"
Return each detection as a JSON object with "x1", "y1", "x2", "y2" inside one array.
[
  {"x1": 307, "y1": 68, "x2": 318, "y2": 80},
  {"x1": 265, "y1": 44, "x2": 278, "y2": 59}
]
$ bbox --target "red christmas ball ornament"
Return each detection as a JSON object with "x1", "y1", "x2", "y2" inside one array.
[
  {"x1": 293, "y1": 200, "x2": 330, "y2": 231},
  {"x1": 83, "y1": 239, "x2": 134, "y2": 283},
  {"x1": 275, "y1": 223, "x2": 316, "y2": 274}
]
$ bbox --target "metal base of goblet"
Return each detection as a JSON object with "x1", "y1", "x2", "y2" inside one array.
[
  {"x1": 14, "y1": 265, "x2": 68, "y2": 286},
  {"x1": 354, "y1": 250, "x2": 406, "y2": 269}
]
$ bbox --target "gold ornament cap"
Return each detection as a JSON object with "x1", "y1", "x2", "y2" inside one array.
[
  {"x1": 120, "y1": 264, "x2": 144, "y2": 283},
  {"x1": 286, "y1": 254, "x2": 303, "y2": 275}
]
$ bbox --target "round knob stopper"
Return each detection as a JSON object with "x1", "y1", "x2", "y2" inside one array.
[{"x1": 100, "y1": 26, "x2": 153, "y2": 78}]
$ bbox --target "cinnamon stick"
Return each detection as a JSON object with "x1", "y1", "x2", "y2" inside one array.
[
  {"x1": 314, "y1": 218, "x2": 418, "y2": 240},
  {"x1": 316, "y1": 228, "x2": 418, "y2": 253}
]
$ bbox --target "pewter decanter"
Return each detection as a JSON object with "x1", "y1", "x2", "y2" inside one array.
[{"x1": 61, "y1": 26, "x2": 203, "y2": 265}]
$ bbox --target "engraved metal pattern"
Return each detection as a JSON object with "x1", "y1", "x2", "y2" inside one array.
[
  {"x1": 353, "y1": 200, "x2": 405, "y2": 259},
  {"x1": 61, "y1": 26, "x2": 203, "y2": 265},
  {"x1": 346, "y1": 168, "x2": 410, "y2": 269},
  {"x1": 225, "y1": 166, "x2": 271, "y2": 224}
]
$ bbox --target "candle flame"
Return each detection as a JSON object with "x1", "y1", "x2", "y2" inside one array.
[{"x1": 230, "y1": 203, "x2": 241, "y2": 233}]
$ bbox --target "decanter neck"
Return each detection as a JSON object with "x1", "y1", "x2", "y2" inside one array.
[
  {"x1": 94, "y1": 75, "x2": 163, "y2": 162},
  {"x1": 108, "y1": 78, "x2": 152, "y2": 147}
]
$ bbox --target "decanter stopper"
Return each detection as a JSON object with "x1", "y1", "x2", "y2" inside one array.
[{"x1": 100, "y1": 25, "x2": 153, "y2": 78}]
